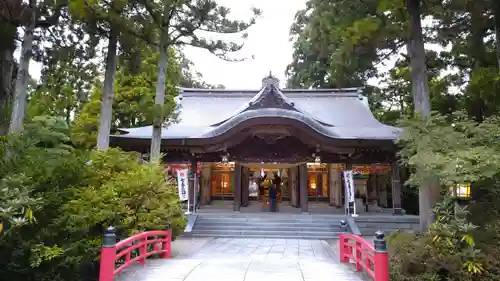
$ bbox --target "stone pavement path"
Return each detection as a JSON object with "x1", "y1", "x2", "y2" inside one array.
[{"x1": 116, "y1": 238, "x2": 364, "y2": 281}]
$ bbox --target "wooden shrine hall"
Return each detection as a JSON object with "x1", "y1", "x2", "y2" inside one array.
[{"x1": 110, "y1": 75, "x2": 405, "y2": 214}]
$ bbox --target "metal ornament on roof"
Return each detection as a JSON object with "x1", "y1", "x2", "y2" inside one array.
[
  {"x1": 261, "y1": 72, "x2": 280, "y2": 88},
  {"x1": 221, "y1": 155, "x2": 229, "y2": 163}
]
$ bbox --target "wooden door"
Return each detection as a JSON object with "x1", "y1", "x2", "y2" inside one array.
[{"x1": 211, "y1": 173, "x2": 233, "y2": 199}]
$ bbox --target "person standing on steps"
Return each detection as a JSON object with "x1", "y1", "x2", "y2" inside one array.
[{"x1": 269, "y1": 183, "x2": 278, "y2": 212}]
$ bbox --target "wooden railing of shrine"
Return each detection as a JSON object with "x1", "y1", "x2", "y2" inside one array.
[
  {"x1": 339, "y1": 231, "x2": 389, "y2": 281},
  {"x1": 98, "y1": 227, "x2": 171, "y2": 281}
]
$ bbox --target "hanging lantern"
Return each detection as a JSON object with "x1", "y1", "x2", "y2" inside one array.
[
  {"x1": 314, "y1": 155, "x2": 321, "y2": 164},
  {"x1": 260, "y1": 168, "x2": 265, "y2": 178},
  {"x1": 252, "y1": 170, "x2": 260, "y2": 178},
  {"x1": 266, "y1": 171, "x2": 275, "y2": 181},
  {"x1": 281, "y1": 169, "x2": 288, "y2": 178}
]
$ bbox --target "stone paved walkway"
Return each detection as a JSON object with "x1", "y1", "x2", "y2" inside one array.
[{"x1": 116, "y1": 238, "x2": 364, "y2": 281}]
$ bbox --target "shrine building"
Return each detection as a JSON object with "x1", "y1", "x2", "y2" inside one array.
[{"x1": 110, "y1": 75, "x2": 404, "y2": 215}]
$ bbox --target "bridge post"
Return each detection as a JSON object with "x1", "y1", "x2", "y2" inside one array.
[
  {"x1": 338, "y1": 221, "x2": 349, "y2": 263},
  {"x1": 373, "y1": 231, "x2": 389, "y2": 281},
  {"x1": 99, "y1": 226, "x2": 117, "y2": 281}
]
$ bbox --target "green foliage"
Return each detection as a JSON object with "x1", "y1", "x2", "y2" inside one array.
[
  {"x1": 63, "y1": 151, "x2": 185, "y2": 236},
  {"x1": 0, "y1": 173, "x2": 42, "y2": 239},
  {"x1": 388, "y1": 197, "x2": 483, "y2": 281},
  {"x1": 397, "y1": 112, "x2": 500, "y2": 188},
  {"x1": 430, "y1": 198, "x2": 483, "y2": 275},
  {"x1": 114, "y1": 47, "x2": 180, "y2": 128},
  {"x1": 0, "y1": 116, "x2": 185, "y2": 281},
  {"x1": 71, "y1": 47, "x2": 180, "y2": 149},
  {"x1": 70, "y1": 87, "x2": 101, "y2": 149},
  {"x1": 27, "y1": 46, "x2": 98, "y2": 123},
  {"x1": 395, "y1": 112, "x2": 500, "y2": 280},
  {"x1": 286, "y1": 0, "x2": 382, "y2": 89},
  {"x1": 141, "y1": 0, "x2": 261, "y2": 60}
]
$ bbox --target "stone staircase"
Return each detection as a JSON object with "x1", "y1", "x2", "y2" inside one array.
[
  {"x1": 354, "y1": 215, "x2": 419, "y2": 236},
  {"x1": 187, "y1": 213, "x2": 345, "y2": 239}
]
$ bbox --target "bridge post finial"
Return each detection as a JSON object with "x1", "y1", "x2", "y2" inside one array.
[
  {"x1": 99, "y1": 227, "x2": 117, "y2": 281},
  {"x1": 340, "y1": 220, "x2": 348, "y2": 231},
  {"x1": 102, "y1": 226, "x2": 116, "y2": 247},
  {"x1": 373, "y1": 230, "x2": 389, "y2": 281},
  {"x1": 374, "y1": 230, "x2": 386, "y2": 252}
]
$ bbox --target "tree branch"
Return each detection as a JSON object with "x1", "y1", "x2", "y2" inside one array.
[{"x1": 35, "y1": 0, "x2": 68, "y2": 28}]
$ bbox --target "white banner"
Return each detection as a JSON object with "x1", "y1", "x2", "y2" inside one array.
[
  {"x1": 177, "y1": 169, "x2": 189, "y2": 201},
  {"x1": 343, "y1": 170, "x2": 355, "y2": 203}
]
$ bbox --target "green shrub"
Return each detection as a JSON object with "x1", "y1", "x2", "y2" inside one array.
[
  {"x1": 0, "y1": 116, "x2": 185, "y2": 281},
  {"x1": 62, "y1": 149, "x2": 186, "y2": 238},
  {"x1": 388, "y1": 197, "x2": 484, "y2": 281}
]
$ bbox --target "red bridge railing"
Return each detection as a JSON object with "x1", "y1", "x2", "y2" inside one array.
[
  {"x1": 339, "y1": 231, "x2": 389, "y2": 281},
  {"x1": 98, "y1": 227, "x2": 171, "y2": 281}
]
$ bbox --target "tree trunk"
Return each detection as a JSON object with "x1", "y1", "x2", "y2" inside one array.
[
  {"x1": 96, "y1": 26, "x2": 119, "y2": 150},
  {"x1": 149, "y1": 3, "x2": 171, "y2": 161},
  {"x1": 0, "y1": 46, "x2": 15, "y2": 136},
  {"x1": 493, "y1": 1, "x2": 500, "y2": 71},
  {"x1": 8, "y1": 0, "x2": 36, "y2": 134},
  {"x1": 406, "y1": 0, "x2": 436, "y2": 232}
]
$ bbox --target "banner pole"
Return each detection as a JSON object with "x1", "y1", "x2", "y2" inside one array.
[
  {"x1": 186, "y1": 170, "x2": 191, "y2": 215},
  {"x1": 343, "y1": 171, "x2": 349, "y2": 216},
  {"x1": 193, "y1": 173, "x2": 197, "y2": 213}
]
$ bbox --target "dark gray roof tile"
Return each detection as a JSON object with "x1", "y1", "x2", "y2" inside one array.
[{"x1": 112, "y1": 85, "x2": 401, "y2": 141}]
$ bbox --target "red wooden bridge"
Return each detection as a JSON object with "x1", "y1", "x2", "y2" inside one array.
[{"x1": 97, "y1": 226, "x2": 390, "y2": 281}]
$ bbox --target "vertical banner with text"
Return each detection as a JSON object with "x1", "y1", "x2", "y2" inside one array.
[
  {"x1": 177, "y1": 169, "x2": 189, "y2": 201},
  {"x1": 343, "y1": 170, "x2": 355, "y2": 203}
]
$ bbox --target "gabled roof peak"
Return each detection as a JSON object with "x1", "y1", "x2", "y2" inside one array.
[{"x1": 247, "y1": 84, "x2": 297, "y2": 112}]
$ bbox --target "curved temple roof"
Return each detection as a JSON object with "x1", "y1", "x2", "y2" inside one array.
[{"x1": 112, "y1": 76, "x2": 401, "y2": 141}]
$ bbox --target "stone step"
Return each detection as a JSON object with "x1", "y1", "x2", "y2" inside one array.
[
  {"x1": 195, "y1": 221, "x2": 341, "y2": 227},
  {"x1": 194, "y1": 225, "x2": 341, "y2": 231},
  {"x1": 356, "y1": 223, "x2": 415, "y2": 229},
  {"x1": 189, "y1": 214, "x2": 345, "y2": 239},
  {"x1": 191, "y1": 228, "x2": 341, "y2": 235},
  {"x1": 195, "y1": 217, "x2": 341, "y2": 222},
  {"x1": 354, "y1": 217, "x2": 419, "y2": 223},
  {"x1": 196, "y1": 214, "x2": 343, "y2": 218},
  {"x1": 356, "y1": 223, "x2": 419, "y2": 235},
  {"x1": 189, "y1": 232, "x2": 340, "y2": 239},
  {"x1": 190, "y1": 230, "x2": 340, "y2": 238}
]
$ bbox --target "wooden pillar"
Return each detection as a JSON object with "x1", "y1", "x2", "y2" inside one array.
[
  {"x1": 233, "y1": 162, "x2": 242, "y2": 212},
  {"x1": 200, "y1": 163, "x2": 212, "y2": 205},
  {"x1": 242, "y1": 166, "x2": 250, "y2": 207},
  {"x1": 371, "y1": 173, "x2": 379, "y2": 205},
  {"x1": 329, "y1": 164, "x2": 342, "y2": 207},
  {"x1": 289, "y1": 167, "x2": 298, "y2": 207},
  {"x1": 391, "y1": 162, "x2": 403, "y2": 215},
  {"x1": 378, "y1": 174, "x2": 388, "y2": 208},
  {"x1": 299, "y1": 164, "x2": 308, "y2": 213},
  {"x1": 189, "y1": 157, "x2": 197, "y2": 212}
]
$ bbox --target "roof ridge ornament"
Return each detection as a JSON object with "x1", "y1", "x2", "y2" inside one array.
[{"x1": 261, "y1": 72, "x2": 280, "y2": 89}]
